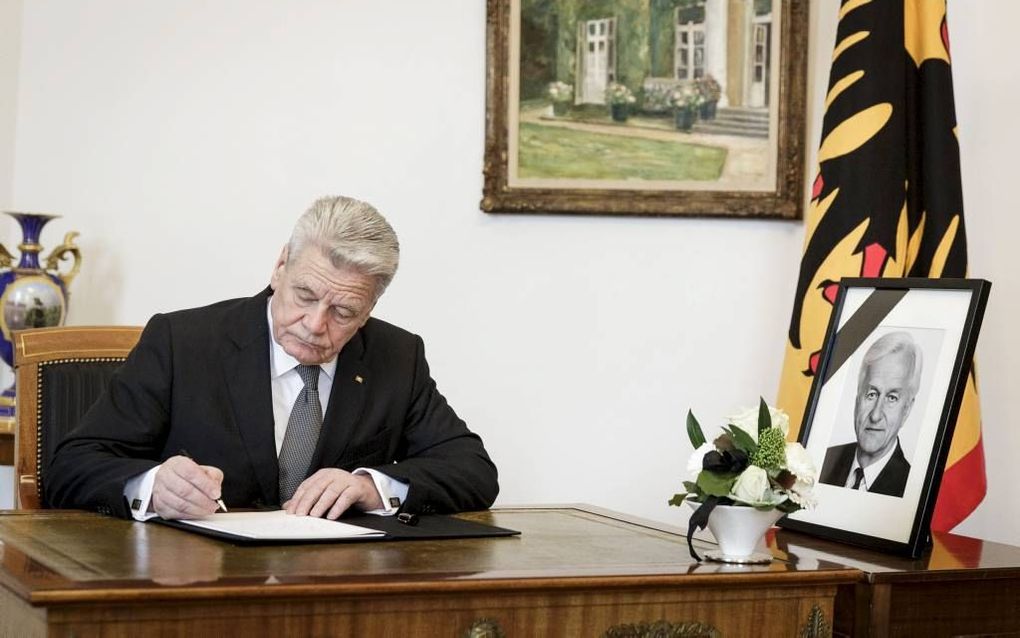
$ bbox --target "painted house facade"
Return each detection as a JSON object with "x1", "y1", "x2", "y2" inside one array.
[{"x1": 521, "y1": 0, "x2": 775, "y2": 109}]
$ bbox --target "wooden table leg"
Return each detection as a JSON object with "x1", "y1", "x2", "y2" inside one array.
[
  {"x1": 0, "y1": 432, "x2": 13, "y2": 467},
  {"x1": 868, "y1": 583, "x2": 892, "y2": 638}
]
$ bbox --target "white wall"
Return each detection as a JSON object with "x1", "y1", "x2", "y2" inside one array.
[
  {"x1": 946, "y1": 0, "x2": 1020, "y2": 544},
  {"x1": 1, "y1": 1, "x2": 1017, "y2": 545},
  {"x1": 0, "y1": 0, "x2": 22, "y2": 508}
]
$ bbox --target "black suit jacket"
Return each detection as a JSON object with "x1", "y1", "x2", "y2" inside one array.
[
  {"x1": 819, "y1": 440, "x2": 910, "y2": 497},
  {"x1": 46, "y1": 288, "x2": 498, "y2": 518}
]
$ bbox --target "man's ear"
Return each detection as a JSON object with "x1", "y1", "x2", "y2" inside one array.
[
  {"x1": 270, "y1": 245, "x2": 289, "y2": 291},
  {"x1": 905, "y1": 395, "x2": 916, "y2": 416}
]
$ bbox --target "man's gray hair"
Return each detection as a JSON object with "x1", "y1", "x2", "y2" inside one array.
[
  {"x1": 858, "y1": 331, "x2": 923, "y2": 396},
  {"x1": 288, "y1": 196, "x2": 400, "y2": 297}
]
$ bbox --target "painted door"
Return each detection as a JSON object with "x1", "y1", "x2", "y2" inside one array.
[
  {"x1": 579, "y1": 18, "x2": 615, "y2": 103},
  {"x1": 675, "y1": 20, "x2": 706, "y2": 80},
  {"x1": 749, "y1": 22, "x2": 771, "y2": 107}
]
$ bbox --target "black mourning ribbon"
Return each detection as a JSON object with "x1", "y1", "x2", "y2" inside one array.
[
  {"x1": 686, "y1": 496, "x2": 722, "y2": 562},
  {"x1": 686, "y1": 448, "x2": 747, "y2": 561}
]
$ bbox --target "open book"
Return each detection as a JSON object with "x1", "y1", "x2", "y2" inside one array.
[{"x1": 172, "y1": 510, "x2": 385, "y2": 541}]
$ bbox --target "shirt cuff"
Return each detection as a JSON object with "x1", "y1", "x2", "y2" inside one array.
[
  {"x1": 124, "y1": 466, "x2": 161, "y2": 521},
  {"x1": 353, "y1": 468, "x2": 409, "y2": 516}
]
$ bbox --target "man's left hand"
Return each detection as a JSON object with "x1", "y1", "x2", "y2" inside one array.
[{"x1": 283, "y1": 468, "x2": 384, "y2": 519}]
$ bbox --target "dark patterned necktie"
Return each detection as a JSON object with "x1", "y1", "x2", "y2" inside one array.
[
  {"x1": 278, "y1": 365, "x2": 323, "y2": 503},
  {"x1": 851, "y1": 467, "x2": 866, "y2": 490}
]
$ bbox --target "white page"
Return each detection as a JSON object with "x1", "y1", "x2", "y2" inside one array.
[{"x1": 176, "y1": 510, "x2": 385, "y2": 540}]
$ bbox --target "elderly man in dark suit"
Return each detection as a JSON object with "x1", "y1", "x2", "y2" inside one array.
[
  {"x1": 47, "y1": 196, "x2": 498, "y2": 520},
  {"x1": 819, "y1": 331, "x2": 921, "y2": 498}
]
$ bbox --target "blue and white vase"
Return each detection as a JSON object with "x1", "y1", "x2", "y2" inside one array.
[{"x1": 0, "y1": 212, "x2": 82, "y2": 416}]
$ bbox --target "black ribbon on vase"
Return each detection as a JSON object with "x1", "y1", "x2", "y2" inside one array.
[
  {"x1": 686, "y1": 495, "x2": 722, "y2": 562},
  {"x1": 686, "y1": 448, "x2": 748, "y2": 561}
]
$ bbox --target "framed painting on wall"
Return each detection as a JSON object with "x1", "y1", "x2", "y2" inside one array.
[{"x1": 482, "y1": 0, "x2": 809, "y2": 218}]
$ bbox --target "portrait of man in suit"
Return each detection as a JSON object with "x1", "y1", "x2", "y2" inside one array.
[
  {"x1": 819, "y1": 331, "x2": 923, "y2": 498},
  {"x1": 46, "y1": 196, "x2": 498, "y2": 521}
]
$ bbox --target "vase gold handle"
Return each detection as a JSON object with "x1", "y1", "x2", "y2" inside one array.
[
  {"x1": 0, "y1": 243, "x2": 13, "y2": 269},
  {"x1": 43, "y1": 231, "x2": 82, "y2": 288}
]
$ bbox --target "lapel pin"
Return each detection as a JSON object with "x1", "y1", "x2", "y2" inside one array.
[{"x1": 354, "y1": 375, "x2": 364, "y2": 384}]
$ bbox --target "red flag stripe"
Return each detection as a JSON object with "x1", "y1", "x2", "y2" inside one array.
[{"x1": 931, "y1": 436, "x2": 986, "y2": 531}]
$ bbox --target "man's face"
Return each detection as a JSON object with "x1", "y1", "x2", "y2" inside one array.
[
  {"x1": 269, "y1": 246, "x2": 377, "y2": 365},
  {"x1": 854, "y1": 352, "x2": 916, "y2": 460}
]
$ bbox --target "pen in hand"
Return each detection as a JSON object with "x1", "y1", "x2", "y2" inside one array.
[{"x1": 178, "y1": 448, "x2": 228, "y2": 513}]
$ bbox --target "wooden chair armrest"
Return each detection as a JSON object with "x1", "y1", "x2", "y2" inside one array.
[{"x1": 18, "y1": 475, "x2": 40, "y2": 510}]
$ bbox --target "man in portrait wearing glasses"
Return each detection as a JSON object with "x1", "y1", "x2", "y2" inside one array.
[{"x1": 819, "y1": 331, "x2": 922, "y2": 498}]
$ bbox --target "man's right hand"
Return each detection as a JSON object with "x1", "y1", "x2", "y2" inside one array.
[{"x1": 151, "y1": 455, "x2": 225, "y2": 519}]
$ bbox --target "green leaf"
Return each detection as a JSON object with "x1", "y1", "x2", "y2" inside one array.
[
  {"x1": 726, "y1": 424, "x2": 759, "y2": 455},
  {"x1": 758, "y1": 397, "x2": 772, "y2": 436},
  {"x1": 696, "y1": 470, "x2": 738, "y2": 498},
  {"x1": 686, "y1": 410, "x2": 707, "y2": 448},
  {"x1": 668, "y1": 493, "x2": 688, "y2": 507}
]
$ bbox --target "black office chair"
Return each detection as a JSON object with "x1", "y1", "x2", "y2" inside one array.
[{"x1": 12, "y1": 325, "x2": 142, "y2": 508}]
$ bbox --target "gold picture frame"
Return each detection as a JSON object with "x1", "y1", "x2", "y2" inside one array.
[{"x1": 482, "y1": 0, "x2": 809, "y2": 218}]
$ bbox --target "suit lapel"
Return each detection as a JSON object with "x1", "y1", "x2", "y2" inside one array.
[
  {"x1": 222, "y1": 288, "x2": 279, "y2": 505},
  {"x1": 310, "y1": 328, "x2": 371, "y2": 470},
  {"x1": 872, "y1": 441, "x2": 909, "y2": 496}
]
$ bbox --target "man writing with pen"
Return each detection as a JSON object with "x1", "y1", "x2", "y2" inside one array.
[{"x1": 46, "y1": 196, "x2": 499, "y2": 521}]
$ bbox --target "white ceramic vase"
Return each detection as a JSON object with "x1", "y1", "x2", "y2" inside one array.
[{"x1": 703, "y1": 504, "x2": 784, "y2": 564}]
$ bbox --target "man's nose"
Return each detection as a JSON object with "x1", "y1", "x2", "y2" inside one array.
[
  {"x1": 304, "y1": 306, "x2": 329, "y2": 334},
  {"x1": 869, "y1": 400, "x2": 884, "y2": 423}
]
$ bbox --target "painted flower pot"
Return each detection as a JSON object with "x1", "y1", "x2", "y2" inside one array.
[
  {"x1": 699, "y1": 100, "x2": 718, "y2": 120},
  {"x1": 552, "y1": 102, "x2": 569, "y2": 117},
  {"x1": 674, "y1": 107, "x2": 697, "y2": 131},
  {"x1": 610, "y1": 103, "x2": 630, "y2": 122}
]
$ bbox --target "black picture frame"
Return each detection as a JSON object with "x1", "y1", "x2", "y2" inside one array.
[{"x1": 779, "y1": 278, "x2": 991, "y2": 558}]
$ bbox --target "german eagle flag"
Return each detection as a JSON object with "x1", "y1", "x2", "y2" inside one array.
[{"x1": 777, "y1": 0, "x2": 983, "y2": 532}]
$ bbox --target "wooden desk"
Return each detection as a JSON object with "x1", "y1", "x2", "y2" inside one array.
[
  {"x1": 0, "y1": 506, "x2": 856, "y2": 637},
  {"x1": 773, "y1": 528, "x2": 1020, "y2": 637},
  {"x1": 0, "y1": 417, "x2": 12, "y2": 466}
]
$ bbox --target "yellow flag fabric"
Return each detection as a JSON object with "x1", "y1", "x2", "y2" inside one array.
[{"x1": 777, "y1": 0, "x2": 983, "y2": 531}]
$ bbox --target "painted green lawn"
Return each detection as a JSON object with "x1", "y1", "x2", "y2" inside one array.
[{"x1": 518, "y1": 122, "x2": 727, "y2": 181}]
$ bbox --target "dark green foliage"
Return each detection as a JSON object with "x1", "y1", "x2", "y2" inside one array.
[
  {"x1": 520, "y1": 0, "x2": 560, "y2": 99},
  {"x1": 686, "y1": 410, "x2": 706, "y2": 447},
  {"x1": 758, "y1": 396, "x2": 771, "y2": 436},
  {"x1": 723, "y1": 424, "x2": 758, "y2": 456}
]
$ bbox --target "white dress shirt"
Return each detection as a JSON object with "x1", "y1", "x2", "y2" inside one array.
[
  {"x1": 123, "y1": 303, "x2": 408, "y2": 520},
  {"x1": 845, "y1": 441, "x2": 899, "y2": 491}
]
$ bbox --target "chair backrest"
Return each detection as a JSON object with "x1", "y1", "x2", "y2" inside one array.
[{"x1": 13, "y1": 325, "x2": 142, "y2": 509}]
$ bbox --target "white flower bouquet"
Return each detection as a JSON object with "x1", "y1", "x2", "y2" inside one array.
[
  {"x1": 670, "y1": 399, "x2": 818, "y2": 560},
  {"x1": 605, "y1": 82, "x2": 637, "y2": 105},
  {"x1": 546, "y1": 81, "x2": 573, "y2": 103},
  {"x1": 670, "y1": 398, "x2": 819, "y2": 513},
  {"x1": 668, "y1": 84, "x2": 704, "y2": 111}
]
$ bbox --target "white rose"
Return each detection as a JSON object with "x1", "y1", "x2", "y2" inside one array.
[
  {"x1": 686, "y1": 442, "x2": 715, "y2": 477},
  {"x1": 788, "y1": 483, "x2": 817, "y2": 509},
  {"x1": 771, "y1": 409, "x2": 791, "y2": 437},
  {"x1": 727, "y1": 407, "x2": 760, "y2": 442},
  {"x1": 783, "y1": 442, "x2": 818, "y2": 483},
  {"x1": 728, "y1": 404, "x2": 791, "y2": 441},
  {"x1": 730, "y1": 466, "x2": 770, "y2": 505}
]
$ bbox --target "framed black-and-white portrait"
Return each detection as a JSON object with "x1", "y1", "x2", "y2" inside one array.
[{"x1": 780, "y1": 278, "x2": 991, "y2": 557}]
